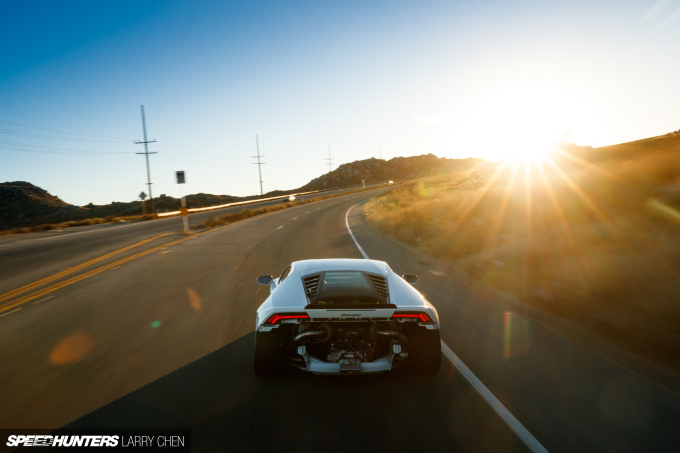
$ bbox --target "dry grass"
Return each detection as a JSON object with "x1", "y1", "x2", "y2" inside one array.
[
  {"x1": 365, "y1": 140, "x2": 680, "y2": 369},
  {"x1": 0, "y1": 214, "x2": 158, "y2": 236}
]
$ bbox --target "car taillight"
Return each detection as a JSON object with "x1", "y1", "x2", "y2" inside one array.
[
  {"x1": 392, "y1": 312, "x2": 432, "y2": 323},
  {"x1": 265, "y1": 313, "x2": 309, "y2": 325}
]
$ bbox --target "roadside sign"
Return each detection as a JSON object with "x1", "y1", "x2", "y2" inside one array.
[
  {"x1": 139, "y1": 192, "x2": 147, "y2": 200},
  {"x1": 179, "y1": 178, "x2": 189, "y2": 233}
]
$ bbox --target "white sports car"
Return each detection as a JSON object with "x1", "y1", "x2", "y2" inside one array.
[{"x1": 254, "y1": 258, "x2": 441, "y2": 376}]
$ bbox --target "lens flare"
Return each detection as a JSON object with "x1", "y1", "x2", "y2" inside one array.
[
  {"x1": 188, "y1": 287, "x2": 201, "y2": 310},
  {"x1": 49, "y1": 334, "x2": 94, "y2": 364}
]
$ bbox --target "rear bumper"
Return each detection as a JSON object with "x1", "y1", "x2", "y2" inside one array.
[{"x1": 305, "y1": 355, "x2": 393, "y2": 374}]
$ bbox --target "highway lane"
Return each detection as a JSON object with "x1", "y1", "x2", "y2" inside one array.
[
  {"x1": 0, "y1": 191, "x2": 529, "y2": 452},
  {"x1": 1, "y1": 190, "x2": 678, "y2": 451},
  {"x1": 0, "y1": 185, "x2": 375, "y2": 296}
]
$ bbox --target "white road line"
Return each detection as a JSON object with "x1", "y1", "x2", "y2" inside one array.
[
  {"x1": 345, "y1": 201, "x2": 370, "y2": 259},
  {"x1": 0, "y1": 308, "x2": 22, "y2": 317},
  {"x1": 277, "y1": 226, "x2": 283, "y2": 230},
  {"x1": 32, "y1": 296, "x2": 54, "y2": 304},
  {"x1": 292, "y1": 217, "x2": 298, "y2": 220},
  {"x1": 440, "y1": 342, "x2": 548, "y2": 453},
  {"x1": 344, "y1": 201, "x2": 549, "y2": 453},
  {"x1": 110, "y1": 266, "x2": 122, "y2": 270}
]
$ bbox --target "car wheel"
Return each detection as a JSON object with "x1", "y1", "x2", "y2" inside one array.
[
  {"x1": 254, "y1": 330, "x2": 287, "y2": 377},
  {"x1": 407, "y1": 329, "x2": 441, "y2": 375}
]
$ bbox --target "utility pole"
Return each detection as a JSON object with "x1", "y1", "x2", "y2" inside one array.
[
  {"x1": 253, "y1": 134, "x2": 265, "y2": 197},
  {"x1": 135, "y1": 105, "x2": 157, "y2": 214},
  {"x1": 326, "y1": 143, "x2": 334, "y2": 188}
]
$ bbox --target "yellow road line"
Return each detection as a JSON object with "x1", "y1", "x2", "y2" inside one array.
[
  {"x1": 0, "y1": 232, "x2": 175, "y2": 305},
  {"x1": 0, "y1": 225, "x2": 229, "y2": 313}
]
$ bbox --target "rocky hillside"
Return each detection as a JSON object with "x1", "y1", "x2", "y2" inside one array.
[
  {"x1": 297, "y1": 154, "x2": 489, "y2": 191},
  {"x1": 0, "y1": 182, "x2": 71, "y2": 228},
  {"x1": 1, "y1": 154, "x2": 489, "y2": 230}
]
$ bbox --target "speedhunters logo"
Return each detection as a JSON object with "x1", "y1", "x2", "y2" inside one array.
[
  {"x1": 1, "y1": 430, "x2": 190, "y2": 452},
  {"x1": 7, "y1": 435, "x2": 119, "y2": 447}
]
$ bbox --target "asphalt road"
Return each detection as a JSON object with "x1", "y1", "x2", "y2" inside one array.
[
  {"x1": 1, "y1": 189, "x2": 679, "y2": 452},
  {"x1": 0, "y1": 185, "x2": 368, "y2": 297}
]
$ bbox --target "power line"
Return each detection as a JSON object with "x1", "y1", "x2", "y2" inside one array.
[
  {"x1": 253, "y1": 134, "x2": 265, "y2": 197},
  {"x1": 267, "y1": 158, "x2": 326, "y2": 163},
  {"x1": 0, "y1": 119, "x2": 132, "y2": 140},
  {"x1": 154, "y1": 146, "x2": 252, "y2": 163},
  {"x1": 0, "y1": 146, "x2": 131, "y2": 155},
  {"x1": 266, "y1": 162, "x2": 327, "y2": 168},
  {"x1": 0, "y1": 128, "x2": 131, "y2": 143},
  {"x1": 155, "y1": 141, "x2": 252, "y2": 160},
  {"x1": 134, "y1": 105, "x2": 157, "y2": 214},
  {"x1": 156, "y1": 155, "x2": 252, "y2": 166},
  {"x1": 0, "y1": 140, "x2": 132, "y2": 155}
]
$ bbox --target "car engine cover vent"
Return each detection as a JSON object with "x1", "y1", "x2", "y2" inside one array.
[
  {"x1": 367, "y1": 275, "x2": 388, "y2": 297},
  {"x1": 303, "y1": 274, "x2": 321, "y2": 296}
]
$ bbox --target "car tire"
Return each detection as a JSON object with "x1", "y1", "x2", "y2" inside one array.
[
  {"x1": 254, "y1": 330, "x2": 287, "y2": 377},
  {"x1": 407, "y1": 329, "x2": 441, "y2": 375}
]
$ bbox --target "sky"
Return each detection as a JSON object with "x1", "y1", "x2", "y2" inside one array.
[{"x1": 1, "y1": 0, "x2": 679, "y2": 206}]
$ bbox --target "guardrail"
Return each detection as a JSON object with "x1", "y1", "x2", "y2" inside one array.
[
  {"x1": 156, "y1": 190, "x2": 321, "y2": 218},
  {"x1": 155, "y1": 183, "x2": 389, "y2": 218}
]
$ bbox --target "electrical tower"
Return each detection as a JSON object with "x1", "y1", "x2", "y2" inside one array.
[
  {"x1": 134, "y1": 105, "x2": 157, "y2": 214},
  {"x1": 326, "y1": 143, "x2": 334, "y2": 188},
  {"x1": 253, "y1": 134, "x2": 265, "y2": 197}
]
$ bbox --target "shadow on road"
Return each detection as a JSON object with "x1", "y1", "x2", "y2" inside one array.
[{"x1": 67, "y1": 333, "x2": 526, "y2": 453}]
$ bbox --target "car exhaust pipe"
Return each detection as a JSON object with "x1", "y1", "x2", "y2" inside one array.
[
  {"x1": 374, "y1": 329, "x2": 408, "y2": 343},
  {"x1": 294, "y1": 323, "x2": 332, "y2": 343},
  {"x1": 369, "y1": 324, "x2": 407, "y2": 343}
]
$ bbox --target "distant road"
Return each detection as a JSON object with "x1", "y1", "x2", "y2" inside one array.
[
  {"x1": 0, "y1": 185, "x2": 371, "y2": 297},
  {"x1": 1, "y1": 187, "x2": 679, "y2": 452}
]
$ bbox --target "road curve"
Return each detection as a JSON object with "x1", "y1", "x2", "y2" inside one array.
[{"x1": 1, "y1": 190, "x2": 678, "y2": 452}]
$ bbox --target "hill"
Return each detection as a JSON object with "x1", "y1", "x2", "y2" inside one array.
[
  {"x1": 363, "y1": 130, "x2": 680, "y2": 371},
  {"x1": 0, "y1": 182, "x2": 71, "y2": 228},
  {"x1": 297, "y1": 154, "x2": 488, "y2": 191}
]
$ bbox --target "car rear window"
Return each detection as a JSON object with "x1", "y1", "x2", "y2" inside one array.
[{"x1": 321, "y1": 271, "x2": 371, "y2": 290}]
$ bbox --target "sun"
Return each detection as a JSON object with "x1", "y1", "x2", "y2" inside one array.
[
  {"x1": 455, "y1": 78, "x2": 580, "y2": 162},
  {"x1": 502, "y1": 137, "x2": 553, "y2": 163}
]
